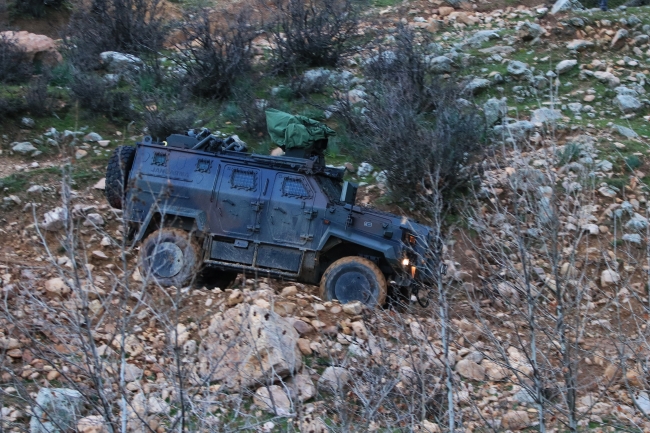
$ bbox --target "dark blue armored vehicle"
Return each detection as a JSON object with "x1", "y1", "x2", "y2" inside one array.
[{"x1": 105, "y1": 111, "x2": 440, "y2": 307}]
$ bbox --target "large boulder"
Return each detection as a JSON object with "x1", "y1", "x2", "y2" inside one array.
[
  {"x1": 556, "y1": 59, "x2": 578, "y2": 74},
  {"x1": 425, "y1": 55, "x2": 454, "y2": 74},
  {"x1": 506, "y1": 60, "x2": 532, "y2": 80},
  {"x1": 30, "y1": 388, "x2": 83, "y2": 433},
  {"x1": 517, "y1": 22, "x2": 545, "y2": 42},
  {"x1": 484, "y1": 98, "x2": 507, "y2": 126},
  {"x1": 616, "y1": 94, "x2": 642, "y2": 113},
  {"x1": 550, "y1": 0, "x2": 584, "y2": 15},
  {"x1": 199, "y1": 303, "x2": 302, "y2": 388},
  {"x1": 0, "y1": 31, "x2": 62, "y2": 65}
]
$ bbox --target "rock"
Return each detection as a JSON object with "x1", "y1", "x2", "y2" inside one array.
[
  {"x1": 45, "y1": 278, "x2": 67, "y2": 298},
  {"x1": 254, "y1": 385, "x2": 292, "y2": 416},
  {"x1": 357, "y1": 162, "x2": 374, "y2": 177},
  {"x1": 613, "y1": 124, "x2": 638, "y2": 138},
  {"x1": 287, "y1": 374, "x2": 316, "y2": 402},
  {"x1": 550, "y1": 0, "x2": 583, "y2": 14},
  {"x1": 93, "y1": 178, "x2": 106, "y2": 190},
  {"x1": 622, "y1": 233, "x2": 642, "y2": 244},
  {"x1": 556, "y1": 59, "x2": 577, "y2": 74},
  {"x1": 531, "y1": 108, "x2": 562, "y2": 125},
  {"x1": 455, "y1": 358, "x2": 485, "y2": 381},
  {"x1": 21, "y1": 117, "x2": 35, "y2": 128},
  {"x1": 482, "y1": 360, "x2": 509, "y2": 381},
  {"x1": 418, "y1": 420, "x2": 441, "y2": 432},
  {"x1": 507, "y1": 60, "x2": 531, "y2": 79},
  {"x1": 626, "y1": 213, "x2": 648, "y2": 230},
  {"x1": 302, "y1": 68, "x2": 332, "y2": 87},
  {"x1": 12, "y1": 142, "x2": 37, "y2": 154},
  {"x1": 292, "y1": 319, "x2": 313, "y2": 335},
  {"x1": 466, "y1": 30, "x2": 500, "y2": 47},
  {"x1": 270, "y1": 147, "x2": 285, "y2": 156},
  {"x1": 616, "y1": 94, "x2": 642, "y2": 113},
  {"x1": 501, "y1": 410, "x2": 532, "y2": 430},
  {"x1": 438, "y1": 6, "x2": 454, "y2": 16},
  {"x1": 227, "y1": 289, "x2": 244, "y2": 306},
  {"x1": 297, "y1": 338, "x2": 312, "y2": 355},
  {"x1": 601, "y1": 270, "x2": 620, "y2": 287},
  {"x1": 342, "y1": 301, "x2": 363, "y2": 315},
  {"x1": 493, "y1": 120, "x2": 534, "y2": 141},
  {"x1": 484, "y1": 98, "x2": 507, "y2": 126},
  {"x1": 0, "y1": 31, "x2": 62, "y2": 65},
  {"x1": 27, "y1": 185, "x2": 43, "y2": 193},
  {"x1": 594, "y1": 71, "x2": 620, "y2": 88},
  {"x1": 517, "y1": 22, "x2": 544, "y2": 41},
  {"x1": 448, "y1": 12, "x2": 477, "y2": 26},
  {"x1": 598, "y1": 186, "x2": 617, "y2": 198},
  {"x1": 83, "y1": 213, "x2": 105, "y2": 226},
  {"x1": 199, "y1": 304, "x2": 302, "y2": 388},
  {"x1": 75, "y1": 149, "x2": 88, "y2": 159},
  {"x1": 30, "y1": 388, "x2": 83, "y2": 433},
  {"x1": 77, "y1": 415, "x2": 108, "y2": 433},
  {"x1": 318, "y1": 366, "x2": 351, "y2": 394},
  {"x1": 84, "y1": 132, "x2": 102, "y2": 142},
  {"x1": 425, "y1": 55, "x2": 454, "y2": 73},
  {"x1": 479, "y1": 45, "x2": 514, "y2": 55},
  {"x1": 281, "y1": 285, "x2": 298, "y2": 296},
  {"x1": 100, "y1": 51, "x2": 143, "y2": 73},
  {"x1": 611, "y1": 29, "x2": 629, "y2": 50},
  {"x1": 464, "y1": 78, "x2": 491, "y2": 95},
  {"x1": 42, "y1": 207, "x2": 68, "y2": 231},
  {"x1": 147, "y1": 396, "x2": 169, "y2": 415},
  {"x1": 124, "y1": 363, "x2": 143, "y2": 382},
  {"x1": 566, "y1": 39, "x2": 594, "y2": 51}
]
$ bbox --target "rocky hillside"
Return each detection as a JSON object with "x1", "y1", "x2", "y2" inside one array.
[{"x1": 3, "y1": 0, "x2": 650, "y2": 431}]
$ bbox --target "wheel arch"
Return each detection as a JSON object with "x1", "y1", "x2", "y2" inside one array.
[{"x1": 135, "y1": 208, "x2": 208, "y2": 242}]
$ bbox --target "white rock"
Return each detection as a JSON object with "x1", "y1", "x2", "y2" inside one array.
[
  {"x1": 357, "y1": 162, "x2": 374, "y2": 177},
  {"x1": 455, "y1": 358, "x2": 485, "y2": 381},
  {"x1": 254, "y1": 385, "x2": 292, "y2": 416},
  {"x1": 601, "y1": 270, "x2": 620, "y2": 287},
  {"x1": 556, "y1": 59, "x2": 577, "y2": 74},
  {"x1": 318, "y1": 366, "x2": 350, "y2": 393}
]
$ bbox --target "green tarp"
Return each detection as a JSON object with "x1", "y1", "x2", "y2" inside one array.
[{"x1": 265, "y1": 109, "x2": 335, "y2": 149}]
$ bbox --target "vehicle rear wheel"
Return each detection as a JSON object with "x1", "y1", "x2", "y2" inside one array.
[
  {"x1": 319, "y1": 256, "x2": 387, "y2": 307},
  {"x1": 105, "y1": 145, "x2": 136, "y2": 210},
  {"x1": 139, "y1": 228, "x2": 202, "y2": 287}
]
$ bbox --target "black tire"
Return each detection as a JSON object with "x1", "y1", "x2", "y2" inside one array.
[
  {"x1": 199, "y1": 267, "x2": 238, "y2": 290},
  {"x1": 105, "y1": 145, "x2": 136, "y2": 209},
  {"x1": 139, "y1": 228, "x2": 202, "y2": 287},
  {"x1": 319, "y1": 256, "x2": 387, "y2": 307}
]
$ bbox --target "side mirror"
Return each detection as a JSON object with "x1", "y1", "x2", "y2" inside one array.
[{"x1": 340, "y1": 181, "x2": 358, "y2": 205}]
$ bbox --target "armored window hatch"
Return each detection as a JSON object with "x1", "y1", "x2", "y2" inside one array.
[
  {"x1": 282, "y1": 177, "x2": 310, "y2": 198},
  {"x1": 231, "y1": 169, "x2": 257, "y2": 190}
]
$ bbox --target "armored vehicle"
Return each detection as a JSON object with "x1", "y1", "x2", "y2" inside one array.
[{"x1": 105, "y1": 110, "x2": 441, "y2": 307}]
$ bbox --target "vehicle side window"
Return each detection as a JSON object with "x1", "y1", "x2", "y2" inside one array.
[
  {"x1": 231, "y1": 168, "x2": 257, "y2": 191},
  {"x1": 282, "y1": 177, "x2": 310, "y2": 198}
]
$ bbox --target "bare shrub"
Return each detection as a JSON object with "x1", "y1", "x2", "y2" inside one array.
[
  {"x1": 66, "y1": 0, "x2": 169, "y2": 69},
  {"x1": 0, "y1": 95, "x2": 27, "y2": 122},
  {"x1": 141, "y1": 93, "x2": 199, "y2": 140},
  {"x1": 9, "y1": 0, "x2": 65, "y2": 17},
  {"x1": 175, "y1": 9, "x2": 256, "y2": 100},
  {"x1": 264, "y1": 0, "x2": 360, "y2": 71},
  {"x1": 70, "y1": 73, "x2": 134, "y2": 120},
  {"x1": 25, "y1": 75, "x2": 54, "y2": 117},
  {"x1": 0, "y1": 34, "x2": 32, "y2": 84}
]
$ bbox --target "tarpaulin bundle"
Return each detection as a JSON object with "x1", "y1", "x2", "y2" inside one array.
[{"x1": 265, "y1": 108, "x2": 335, "y2": 149}]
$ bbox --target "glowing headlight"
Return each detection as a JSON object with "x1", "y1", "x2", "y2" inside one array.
[{"x1": 402, "y1": 258, "x2": 410, "y2": 266}]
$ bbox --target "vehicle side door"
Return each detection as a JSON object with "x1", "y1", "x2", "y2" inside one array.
[
  {"x1": 215, "y1": 165, "x2": 262, "y2": 238},
  {"x1": 267, "y1": 173, "x2": 316, "y2": 246}
]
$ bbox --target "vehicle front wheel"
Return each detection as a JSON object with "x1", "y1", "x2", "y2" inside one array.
[
  {"x1": 139, "y1": 228, "x2": 202, "y2": 287},
  {"x1": 319, "y1": 257, "x2": 387, "y2": 307}
]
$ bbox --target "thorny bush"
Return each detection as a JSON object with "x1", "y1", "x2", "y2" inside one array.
[
  {"x1": 176, "y1": 9, "x2": 257, "y2": 100},
  {"x1": 70, "y1": 73, "x2": 134, "y2": 121},
  {"x1": 338, "y1": 27, "x2": 485, "y2": 211},
  {"x1": 264, "y1": 0, "x2": 360, "y2": 71},
  {"x1": 66, "y1": 0, "x2": 169, "y2": 70}
]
